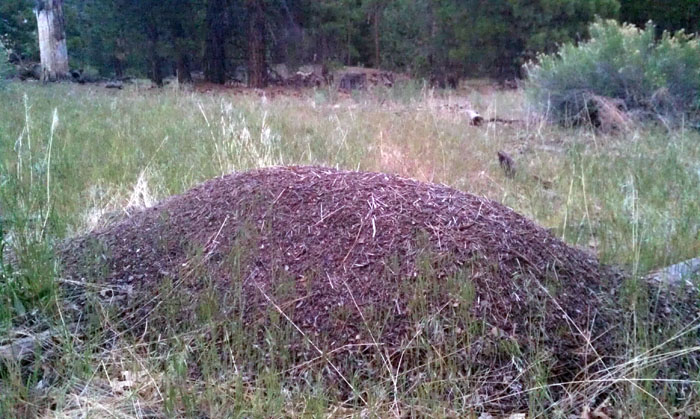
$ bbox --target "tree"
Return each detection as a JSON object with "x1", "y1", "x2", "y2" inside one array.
[
  {"x1": 63, "y1": 0, "x2": 128, "y2": 78},
  {"x1": 165, "y1": 0, "x2": 199, "y2": 84},
  {"x1": 3, "y1": 0, "x2": 628, "y2": 84},
  {"x1": 146, "y1": 19, "x2": 163, "y2": 85},
  {"x1": 246, "y1": 0, "x2": 267, "y2": 88},
  {"x1": 34, "y1": 0, "x2": 69, "y2": 81},
  {"x1": 620, "y1": 0, "x2": 700, "y2": 34},
  {"x1": 204, "y1": 0, "x2": 230, "y2": 84},
  {"x1": 438, "y1": 0, "x2": 619, "y2": 80},
  {"x1": 0, "y1": 40, "x2": 15, "y2": 85},
  {"x1": 363, "y1": 0, "x2": 388, "y2": 68},
  {"x1": 379, "y1": 0, "x2": 433, "y2": 75},
  {"x1": 117, "y1": 0, "x2": 186, "y2": 86},
  {"x1": 1, "y1": 0, "x2": 38, "y2": 62}
]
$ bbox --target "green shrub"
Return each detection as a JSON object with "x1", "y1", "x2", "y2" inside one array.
[{"x1": 525, "y1": 20, "x2": 700, "y2": 125}]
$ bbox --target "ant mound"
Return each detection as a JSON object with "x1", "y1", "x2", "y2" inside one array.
[{"x1": 60, "y1": 166, "x2": 617, "y2": 402}]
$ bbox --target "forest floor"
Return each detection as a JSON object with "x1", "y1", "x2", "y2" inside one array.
[{"x1": 0, "y1": 81, "x2": 699, "y2": 417}]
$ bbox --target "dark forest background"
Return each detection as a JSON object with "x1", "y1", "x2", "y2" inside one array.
[{"x1": 2, "y1": 0, "x2": 699, "y2": 87}]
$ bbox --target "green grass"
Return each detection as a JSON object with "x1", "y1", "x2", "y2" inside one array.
[{"x1": 0, "y1": 81, "x2": 699, "y2": 417}]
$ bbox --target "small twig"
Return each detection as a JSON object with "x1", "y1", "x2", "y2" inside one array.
[
  {"x1": 313, "y1": 205, "x2": 346, "y2": 227},
  {"x1": 262, "y1": 188, "x2": 287, "y2": 221},
  {"x1": 343, "y1": 281, "x2": 399, "y2": 417},
  {"x1": 341, "y1": 218, "x2": 365, "y2": 266},
  {"x1": 253, "y1": 278, "x2": 367, "y2": 406},
  {"x1": 203, "y1": 215, "x2": 229, "y2": 260}
]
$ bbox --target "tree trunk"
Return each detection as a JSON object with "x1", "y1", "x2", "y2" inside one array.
[
  {"x1": 247, "y1": 0, "x2": 267, "y2": 88},
  {"x1": 372, "y1": 2, "x2": 386, "y2": 68},
  {"x1": 113, "y1": 35, "x2": 126, "y2": 79},
  {"x1": 113, "y1": 57, "x2": 123, "y2": 79},
  {"x1": 429, "y1": 5, "x2": 437, "y2": 68},
  {"x1": 34, "y1": 0, "x2": 69, "y2": 82},
  {"x1": 204, "y1": 0, "x2": 228, "y2": 84},
  {"x1": 150, "y1": 53, "x2": 163, "y2": 87},
  {"x1": 345, "y1": 19, "x2": 352, "y2": 65},
  {"x1": 147, "y1": 22, "x2": 163, "y2": 87},
  {"x1": 373, "y1": 13, "x2": 380, "y2": 68},
  {"x1": 176, "y1": 52, "x2": 192, "y2": 84},
  {"x1": 171, "y1": 20, "x2": 192, "y2": 84}
]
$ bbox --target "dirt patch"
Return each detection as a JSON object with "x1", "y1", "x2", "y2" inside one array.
[{"x1": 59, "y1": 166, "x2": 618, "y2": 404}]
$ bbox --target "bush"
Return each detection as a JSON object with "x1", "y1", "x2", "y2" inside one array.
[{"x1": 525, "y1": 20, "x2": 700, "y2": 126}]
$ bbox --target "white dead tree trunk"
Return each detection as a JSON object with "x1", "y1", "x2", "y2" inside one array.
[{"x1": 34, "y1": 0, "x2": 69, "y2": 82}]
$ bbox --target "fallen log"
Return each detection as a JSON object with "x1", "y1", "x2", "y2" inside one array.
[
  {"x1": 18, "y1": 63, "x2": 42, "y2": 81},
  {"x1": 339, "y1": 73, "x2": 367, "y2": 90},
  {"x1": 647, "y1": 258, "x2": 700, "y2": 287},
  {"x1": 105, "y1": 81, "x2": 124, "y2": 89},
  {"x1": 466, "y1": 109, "x2": 484, "y2": 126},
  {"x1": 286, "y1": 71, "x2": 325, "y2": 88},
  {"x1": 0, "y1": 330, "x2": 55, "y2": 363},
  {"x1": 486, "y1": 117, "x2": 523, "y2": 125}
]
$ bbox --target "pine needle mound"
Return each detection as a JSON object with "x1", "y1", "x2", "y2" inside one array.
[{"x1": 60, "y1": 166, "x2": 616, "y2": 377}]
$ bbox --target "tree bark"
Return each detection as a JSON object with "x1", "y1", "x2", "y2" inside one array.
[
  {"x1": 374, "y1": 17, "x2": 380, "y2": 68},
  {"x1": 113, "y1": 35, "x2": 126, "y2": 79},
  {"x1": 204, "y1": 0, "x2": 228, "y2": 84},
  {"x1": 171, "y1": 19, "x2": 192, "y2": 84},
  {"x1": 176, "y1": 52, "x2": 192, "y2": 84},
  {"x1": 150, "y1": 53, "x2": 163, "y2": 87},
  {"x1": 247, "y1": 0, "x2": 267, "y2": 88},
  {"x1": 34, "y1": 0, "x2": 69, "y2": 82},
  {"x1": 112, "y1": 57, "x2": 123, "y2": 79},
  {"x1": 371, "y1": 1, "x2": 386, "y2": 68},
  {"x1": 146, "y1": 22, "x2": 163, "y2": 87}
]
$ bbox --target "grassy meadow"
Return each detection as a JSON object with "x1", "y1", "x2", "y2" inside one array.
[{"x1": 0, "y1": 81, "x2": 699, "y2": 417}]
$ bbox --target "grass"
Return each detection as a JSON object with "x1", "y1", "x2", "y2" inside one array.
[{"x1": 0, "y1": 81, "x2": 699, "y2": 417}]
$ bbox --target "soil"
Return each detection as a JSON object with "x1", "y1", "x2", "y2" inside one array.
[{"x1": 59, "y1": 166, "x2": 618, "y2": 393}]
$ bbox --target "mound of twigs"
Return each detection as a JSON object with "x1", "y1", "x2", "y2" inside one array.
[{"x1": 58, "y1": 166, "x2": 622, "y2": 407}]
